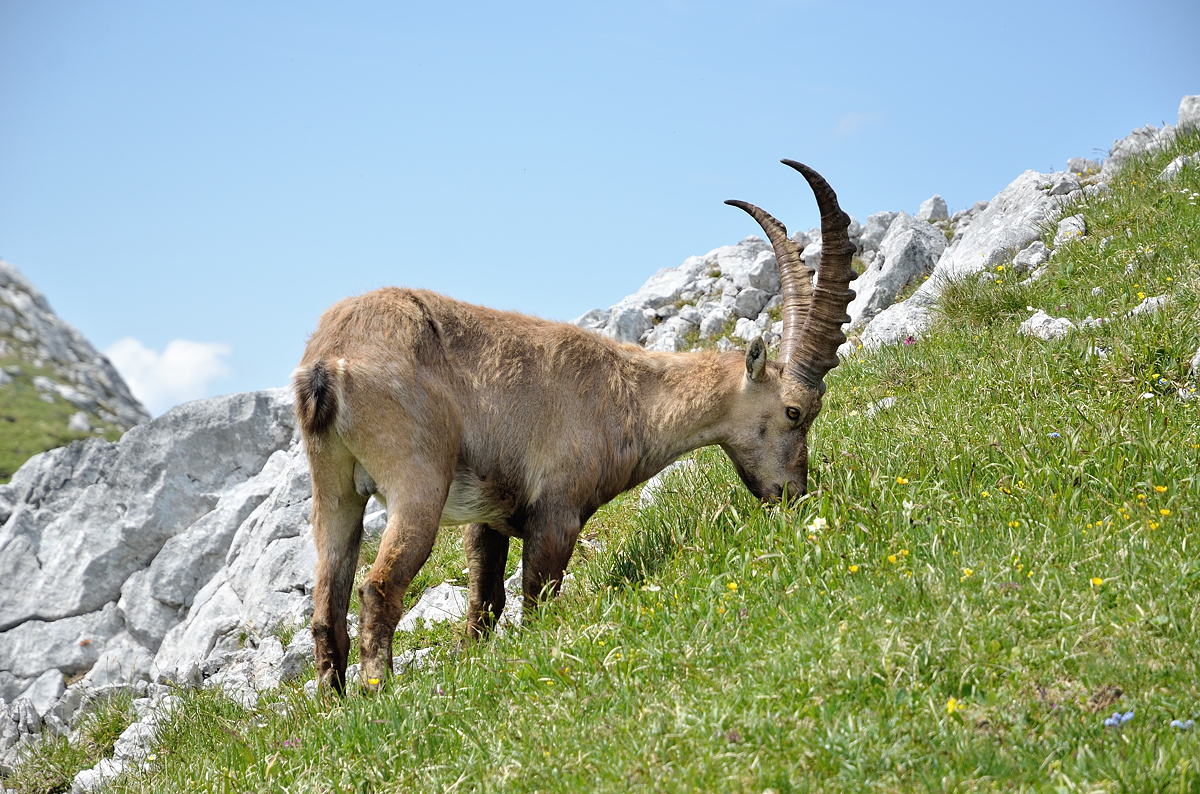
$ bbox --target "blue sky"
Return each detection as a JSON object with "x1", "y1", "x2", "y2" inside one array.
[{"x1": 2, "y1": 1, "x2": 1197, "y2": 414}]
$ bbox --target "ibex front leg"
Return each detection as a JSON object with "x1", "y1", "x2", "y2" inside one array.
[
  {"x1": 464, "y1": 522, "x2": 510, "y2": 639},
  {"x1": 521, "y1": 507, "x2": 582, "y2": 613}
]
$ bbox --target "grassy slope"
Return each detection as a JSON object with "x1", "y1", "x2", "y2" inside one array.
[
  {"x1": 0, "y1": 352, "x2": 122, "y2": 483},
  {"x1": 8, "y1": 134, "x2": 1200, "y2": 793}
]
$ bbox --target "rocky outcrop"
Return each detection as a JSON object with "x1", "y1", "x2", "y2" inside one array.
[
  {"x1": 0, "y1": 259, "x2": 148, "y2": 437},
  {"x1": 845, "y1": 213, "x2": 946, "y2": 333},
  {"x1": 0, "y1": 391, "x2": 302, "y2": 698}
]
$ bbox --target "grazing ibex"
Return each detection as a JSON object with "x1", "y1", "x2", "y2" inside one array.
[{"x1": 293, "y1": 161, "x2": 855, "y2": 693}]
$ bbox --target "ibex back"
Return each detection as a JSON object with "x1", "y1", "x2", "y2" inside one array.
[{"x1": 294, "y1": 161, "x2": 856, "y2": 693}]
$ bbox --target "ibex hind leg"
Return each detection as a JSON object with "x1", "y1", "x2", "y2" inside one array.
[
  {"x1": 307, "y1": 435, "x2": 368, "y2": 695},
  {"x1": 357, "y1": 473, "x2": 450, "y2": 690},
  {"x1": 464, "y1": 523, "x2": 510, "y2": 639}
]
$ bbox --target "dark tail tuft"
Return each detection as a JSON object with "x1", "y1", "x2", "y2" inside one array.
[{"x1": 294, "y1": 360, "x2": 338, "y2": 436}]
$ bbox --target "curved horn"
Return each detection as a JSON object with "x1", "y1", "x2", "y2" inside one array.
[
  {"x1": 723, "y1": 199, "x2": 814, "y2": 368},
  {"x1": 779, "y1": 160, "x2": 856, "y2": 390}
]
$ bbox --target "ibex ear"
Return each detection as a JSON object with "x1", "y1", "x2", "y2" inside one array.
[{"x1": 745, "y1": 337, "x2": 768, "y2": 383}]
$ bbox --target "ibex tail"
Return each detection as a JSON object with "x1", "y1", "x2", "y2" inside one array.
[{"x1": 293, "y1": 359, "x2": 340, "y2": 436}]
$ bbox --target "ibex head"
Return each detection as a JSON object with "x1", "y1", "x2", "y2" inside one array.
[{"x1": 720, "y1": 160, "x2": 856, "y2": 502}]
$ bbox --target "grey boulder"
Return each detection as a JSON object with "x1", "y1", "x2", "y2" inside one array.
[
  {"x1": 916, "y1": 195, "x2": 948, "y2": 222},
  {"x1": 845, "y1": 212, "x2": 946, "y2": 332}
]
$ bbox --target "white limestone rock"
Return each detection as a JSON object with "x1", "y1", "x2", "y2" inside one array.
[
  {"x1": 916, "y1": 195, "x2": 948, "y2": 222},
  {"x1": 854, "y1": 170, "x2": 1070, "y2": 351},
  {"x1": 730, "y1": 287, "x2": 770, "y2": 320},
  {"x1": 604, "y1": 305, "x2": 655, "y2": 344},
  {"x1": 731, "y1": 317, "x2": 765, "y2": 342},
  {"x1": 79, "y1": 631, "x2": 154, "y2": 689},
  {"x1": 21, "y1": 669, "x2": 64, "y2": 719},
  {"x1": 573, "y1": 237, "x2": 773, "y2": 342},
  {"x1": 279, "y1": 629, "x2": 315, "y2": 682},
  {"x1": 1045, "y1": 174, "x2": 1081, "y2": 196},
  {"x1": 1177, "y1": 95, "x2": 1200, "y2": 134},
  {"x1": 1067, "y1": 157, "x2": 1101, "y2": 177},
  {"x1": 864, "y1": 397, "x2": 896, "y2": 419},
  {"x1": 1102, "y1": 124, "x2": 1177, "y2": 178},
  {"x1": 396, "y1": 583, "x2": 468, "y2": 633},
  {"x1": 151, "y1": 577, "x2": 243, "y2": 682},
  {"x1": 1012, "y1": 241, "x2": 1051, "y2": 273},
  {"x1": 0, "y1": 604, "x2": 123, "y2": 682},
  {"x1": 639, "y1": 459, "x2": 697, "y2": 509},
  {"x1": 1126, "y1": 294, "x2": 1168, "y2": 318},
  {"x1": 364, "y1": 509, "x2": 388, "y2": 536},
  {"x1": 698, "y1": 305, "x2": 733, "y2": 339},
  {"x1": 938, "y1": 170, "x2": 1067, "y2": 280},
  {"x1": 0, "y1": 390, "x2": 296, "y2": 633},
  {"x1": 859, "y1": 211, "x2": 899, "y2": 252},
  {"x1": 645, "y1": 314, "x2": 699, "y2": 352},
  {"x1": 800, "y1": 239, "x2": 822, "y2": 270},
  {"x1": 1158, "y1": 153, "x2": 1198, "y2": 182},
  {"x1": 845, "y1": 212, "x2": 946, "y2": 332},
  {"x1": 1019, "y1": 310, "x2": 1076, "y2": 341},
  {"x1": 1054, "y1": 214, "x2": 1087, "y2": 246}
]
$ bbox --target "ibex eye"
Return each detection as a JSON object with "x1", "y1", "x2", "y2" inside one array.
[{"x1": 786, "y1": 407, "x2": 800, "y2": 422}]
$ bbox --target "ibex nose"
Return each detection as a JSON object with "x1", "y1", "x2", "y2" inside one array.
[
  {"x1": 778, "y1": 482, "x2": 807, "y2": 504},
  {"x1": 763, "y1": 483, "x2": 804, "y2": 504}
]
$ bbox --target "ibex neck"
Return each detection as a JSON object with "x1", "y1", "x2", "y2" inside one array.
[{"x1": 632, "y1": 350, "x2": 743, "y2": 479}]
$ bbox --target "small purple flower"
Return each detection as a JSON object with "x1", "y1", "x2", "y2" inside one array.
[{"x1": 903, "y1": 336, "x2": 915, "y2": 346}]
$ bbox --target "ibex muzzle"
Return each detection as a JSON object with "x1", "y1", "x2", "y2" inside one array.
[{"x1": 294, "y1": 161, "x2": 855, "y2": 693}]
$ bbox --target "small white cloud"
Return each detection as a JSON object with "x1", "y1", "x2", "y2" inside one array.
[
  {"x1": 832, "y1": 112, "x2": 880, "y2": 138},
  {"x1": 105, "y1": 337, "x2": 232, "y2": 416}
]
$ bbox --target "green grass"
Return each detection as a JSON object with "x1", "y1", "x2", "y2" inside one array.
[
  {"x1": 7, "y1": 132, "x2": 1200, "y2": 793},
  {"x1": 2, "y1": 690, "x2": 136, "y2": 794},
  {"x1": 0, "y1": 352, "x2": 122, "y2": 483}
]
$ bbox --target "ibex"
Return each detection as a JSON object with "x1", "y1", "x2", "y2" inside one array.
[{"x1": 293, "y1": 161, "x2": 855, "y2": 693}]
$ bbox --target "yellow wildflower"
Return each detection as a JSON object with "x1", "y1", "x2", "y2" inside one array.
[
  {"x1": 946, "y1": 697, "x2": 965, "y2": 714},
  {"x1": 1160, "y1": 508, "x2": 1170, "y2": 516},
  {"x1": 849, "y1": 565, "x2": 859, "y2": 573},
  {"x1": 897, "y1": 476, "x2": 909, "y2": 485},
  {"x1": 727, "y1": 582, "x2": 738, "y2": 592},
  {"x1": 1090, "y1": 577, "x2": 1103, "y2": 587},
  {"x1": 1154, "y1": 485, "x2": 1168, "y2": 493},
  {"x1": 368, "y1": 677, "x2": 380, "y2": 686},
  {"x1": 888, "y1": 554, "x2": 897, "y2": 564}
]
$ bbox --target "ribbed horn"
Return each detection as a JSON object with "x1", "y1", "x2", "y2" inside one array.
[
  {"x1": 778, "y1": 160, "x2": 855, "y2": 390},
  {"x1": 723, "y1": 199, "x2": 814, "y2": 368}
]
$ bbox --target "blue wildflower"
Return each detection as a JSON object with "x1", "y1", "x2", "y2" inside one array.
[
  {"x1": 1170, "y1": 719, "x2": 1195, "y2": 730},
  {"x1": 1048, "y1": 432, "x2": 1061, "y2": 439},
  {"x1": 1121, "y1": 710, "x2": 1135, "y2": 723},
  {"x1": 1104, "y1": 716, "x2": 1118, "y2": 727}
]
